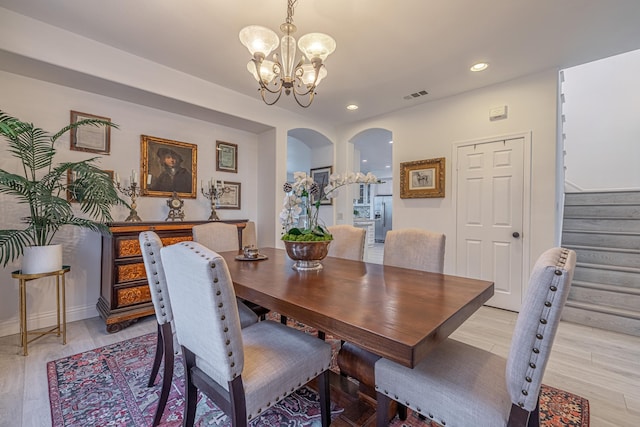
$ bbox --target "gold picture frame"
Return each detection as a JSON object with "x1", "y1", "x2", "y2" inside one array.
[
  {"x1": 400, "y1": 157, "x2": 445, "y2": 198},
  {"x1": 141, "y1": 135, "x2": 197, "y2": 198},
  {"x1": 216, "y1": 140, "x2": 238, "y2": 173},
  {"x1": 69, "y1": 110, "x2": 111, "y2": 154},
  {"x1": 66, "y1": 169, "x2": 114, "y2": 202},
  {"x1": 217, "y1": 181, "x2": 241, "y2": 209}
]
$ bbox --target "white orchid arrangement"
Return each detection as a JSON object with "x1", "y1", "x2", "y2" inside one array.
[{"x1": 280, "y1": 171, "x2": 380, "y2": 241}]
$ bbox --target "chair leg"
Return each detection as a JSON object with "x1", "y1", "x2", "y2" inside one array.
[
  {"x1": 152, "y1": 322, "x2": 174, "y2": 426},
  {"x1": 318, "y1": 370, "x2": 331, "y2": 427},
  {"x1": 280, "y1": 315, "x2": 288, "y2": 325},
  {"x1": 376, "y1": 391, "x2": 392, "y2": 427},
  {"x1": 397, "y1": 403, "x2": 407, "y2": 420},
  {"x1": 182, "y1": 348, "x2": 198, "y2": 427},
  {"x1": 148, "y1": 322, "x2": 164, "y2": 387},
  {"x1": 507, "y1": 402, "x2": 534, "y2": 427},
  {"x1": 528, "y1": 395, "x2": 541, "y2": 427}
]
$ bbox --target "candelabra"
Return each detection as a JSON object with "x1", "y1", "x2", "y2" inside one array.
[
  {"x1": 201, "y1": 181, "x2": 231, "y2": 221},
  {"x1": 117, "y1": 182, "x2": 142, "y2": 222}
]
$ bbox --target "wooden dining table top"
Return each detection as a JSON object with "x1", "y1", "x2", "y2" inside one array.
[{"x1": 219, "y1": 247, "x2": 494, "y2": 368}]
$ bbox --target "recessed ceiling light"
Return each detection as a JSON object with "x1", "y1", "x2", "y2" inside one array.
[
  {"x1": 362, "y1": 159, "x2": 367, "y2": 163},
  {"x1": 346, "y1": 104, "x2": 359, "y2": 110},
  {"x1": 388, "y1": 140, "x2": 393, "y2": 144},
  {"x1": 470, "y1": 62, "x2": 489, "y2": 72},
  {"x1": 385, "y1": 165, "x2": 390, "y2": 168}
]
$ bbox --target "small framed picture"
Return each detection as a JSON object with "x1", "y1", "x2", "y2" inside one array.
[
  {"x1": 216, "y1": 141, "x2": 238, "y2": 173},
  {"x1": 217, "y1": 181, "x2": 241, "y2": 209},
  {"x1": 310, "y1": 166, "x2": 333, "y2": 205},
  {"x1": 400, "y1": 157, "x2": 445, "y2": 198},
  {"x1": 67, "y1": 169, "x2": 114, "y2": 202},
  {"x1": 141, "y1": 135, "x2": 197, "y2": 198},
  {"x1": 69, "y1": 111, "x2": 111, "y2": 154}
]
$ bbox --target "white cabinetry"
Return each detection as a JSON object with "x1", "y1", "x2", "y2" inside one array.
[{"x1": 353, "y1": 220, "x2": 375, "y2": 247}]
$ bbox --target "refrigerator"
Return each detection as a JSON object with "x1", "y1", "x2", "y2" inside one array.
[{"x1": 374, "y1": 195, "x2": 392, "y2": 242}]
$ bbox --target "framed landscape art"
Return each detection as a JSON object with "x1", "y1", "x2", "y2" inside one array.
[{"x1": 399, "y1": 157, "x2": 445, "y2": 198}]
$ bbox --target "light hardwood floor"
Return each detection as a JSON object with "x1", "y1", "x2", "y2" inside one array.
[{"x1": 1, "y1": 246, "x2": 639, "y2": 426}]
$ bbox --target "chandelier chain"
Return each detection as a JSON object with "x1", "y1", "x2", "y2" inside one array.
[{"x1": 286, "y1": 0, "x2": 298, "y2": 25}]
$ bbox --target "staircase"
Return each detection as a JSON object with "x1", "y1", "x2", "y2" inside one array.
[{"x1": 561, "y1": 191, "x2": 640, "y2": 336}]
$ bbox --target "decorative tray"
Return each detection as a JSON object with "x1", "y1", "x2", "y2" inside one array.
[{"x1": 235, "y1": 254, "x2": 268, "y2": 261}]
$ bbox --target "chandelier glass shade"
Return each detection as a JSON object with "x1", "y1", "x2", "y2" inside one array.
[{"x1": 239, "y1": 1, "x2": 336, "y2": 107}]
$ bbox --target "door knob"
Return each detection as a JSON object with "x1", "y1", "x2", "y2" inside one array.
[{"x1": 512, "y1": 232, "x2": 520, "y2": 238}]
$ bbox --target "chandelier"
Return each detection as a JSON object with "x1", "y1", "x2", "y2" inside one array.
[{"x1": 239, "y1": 0, "x2": 336, "y2": 108}]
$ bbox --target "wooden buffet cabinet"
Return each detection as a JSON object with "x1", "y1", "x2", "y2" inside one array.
[{"x1": 98, "y1": 220, "x2": 247, "y2": 332}]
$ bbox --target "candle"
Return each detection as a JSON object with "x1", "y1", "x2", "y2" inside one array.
[
  {"x1": 133, "y1": 171, "x2": 138, "y2": 184},
  {"x1": 221, "y1": 180, "x2": 225, "y2": 187},
  {"x1": 147, "y1": 174, "x2": 152, "y2": 185},
  {"x1": 115, "y1": 173, "x2": 120, "y2": 184}
]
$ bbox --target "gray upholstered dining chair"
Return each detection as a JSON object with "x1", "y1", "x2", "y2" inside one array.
[
  {"x1": 241, "y1": 220, "x2": 257, "y2": 248},
  {"x1": 139, "y1": 231, "x2": 258, "y2": 426},
  {"x1": 338, "y1": 227, "x2": 446, "y2": 420},
  {"x1": 327, "y1": 224, "x2": 366, "y2": 261},
  {"x1": 193, "y1": 221, "x2": 270, "y2": 319},
  {"x1": 375, "y1": 247, "x2": 577, "y2": 427},
  {"x1": 383, "y1": 228, "x2": 446, "y2": 273},
  {"x1": 161, "y1": 241, "x2": 333, "y2": 427},
  {"x1": 192, "y1": 221, "x2": 240, "y2": 252}
]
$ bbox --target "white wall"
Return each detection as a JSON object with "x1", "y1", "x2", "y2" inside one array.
[
  {"x1": 562, "y1": 48, "x2": 640, "y2": 192},
  {"x1": 0, "y1": 71, "x2": 261, "y2": 335},
  {"x1": 337, "y1": 70, "x2": 560, "y2": 275}
]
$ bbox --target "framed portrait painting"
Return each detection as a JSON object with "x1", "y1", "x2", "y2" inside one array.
[
  {"x1": 216, "y1": 181, "x2": 241, "y2": 209},
  {"x1": 216, "y1": 141, "x2": 238, "y2": 173},
  {"x1": 310, "y1": 166, "x2": 333, "y2": 205},
  {"x1": 141, "y1": 135, "x2": 197, "y2": 198},
  {"x1": 69, "y1": 110, "x2": 111, "y2": 154},
  {"x1": 399, "y1": 157, "x2": 445, "y2": 198}
]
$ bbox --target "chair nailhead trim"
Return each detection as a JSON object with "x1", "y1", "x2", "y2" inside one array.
[
  {"x1": 214, "y1": 277, "x2": 218, "y2": 283},
  {"x1": 211, "y1": 263, "x2": 216, "y2": 268},
  {"x1": 529, "y1": 362, "x2": 536, "y2": 369},
  {"x1": 526, "y1": 376, "x2": 532, "y2": 382},
  {"x1": 533, "y1": 348, "x2": 539, "y2": 353},
  {"x1": 550, "y1": 285, "x2": 557, "y2": 291},
  {"x1": 522, "y1": 390, "x2": 528, "y2": 396},
  {"x1": 216, "y1": 290, "x2": 221, "y2": 295},
  {"x1": 545, "y1": 301, "x2": 552, "y2": 307},
  {"x1": 540, "y1": 318, "x2": 547, "y2": 324},
  {"x1": 554, "y1": 269, "x2": 562, "y2": 276},
  {"x1": 536, "y1": 333, "x2": 543, "y2": 339}
]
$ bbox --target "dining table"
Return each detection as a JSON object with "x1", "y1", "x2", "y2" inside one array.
[{"x1": 220, "y1": 247, "x2": 494, "y2": 368}]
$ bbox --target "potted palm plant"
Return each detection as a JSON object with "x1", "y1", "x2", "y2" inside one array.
[{"x1": 0, "y1": 110, "x2": 127, "y2": 273}]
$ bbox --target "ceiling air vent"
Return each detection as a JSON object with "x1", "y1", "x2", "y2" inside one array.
[{"x1": 403, "y1": 90, "x2": 429, "y2": 100}]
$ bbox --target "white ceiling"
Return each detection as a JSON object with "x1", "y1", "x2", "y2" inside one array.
[
  {"x1": 2, "y1": 1, "x2": 640, "y2": 175},
  {"x1": 2, "y1": 0, "x2": 640, "y2": 129}
]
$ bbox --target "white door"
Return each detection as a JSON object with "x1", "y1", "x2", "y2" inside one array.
[{"x1": 456, "y1": 138, "x2": 524, "y2": 311}]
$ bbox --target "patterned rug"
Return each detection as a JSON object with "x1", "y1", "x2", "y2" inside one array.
[
  {"x1": 47, "y1": 319, "x2": 589, "y2": 427},
  {"x1": 47, "y1": 332, "x2": 342, "y2": 426}
]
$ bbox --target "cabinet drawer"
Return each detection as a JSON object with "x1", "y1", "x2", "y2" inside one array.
[
  {"x1": 116, "y1": 262, "x2": 147, "y2": 283},
  {"x1": 116, "y1": 284, "x2": 151, "y2": 307},
  {"x1": 116, "y1": 235, "x2": 193, "y2": 258}
]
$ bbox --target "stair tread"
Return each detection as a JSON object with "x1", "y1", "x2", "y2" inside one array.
[
  {"x1": 576, "y1": 261, "x2": 640, "y2": 274},
  {"x1": 572, "y1": 280, "x2": 640, "y2": 295},
  {"x1": 564, "y1": 244, "x2": 640, "y2": 254},
  {"x1": 564, "y1": 300, "x2": 640, "y2": 319},
  {"x1": 563, "y1": 229, "x2": 640, "y2": 236}
]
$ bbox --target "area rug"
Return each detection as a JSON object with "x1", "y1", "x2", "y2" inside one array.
[
  {"x1": 386, "y1": 383, "x2": 590, "y2": 426},
  {"x1": 47, "y1": 332, "x2": 342, "y2": 426},
  {"x1": 48, "y1": 321, "x2": 589, "y2": 427}
]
